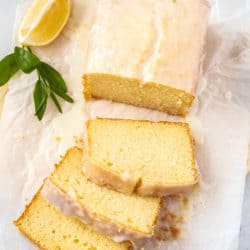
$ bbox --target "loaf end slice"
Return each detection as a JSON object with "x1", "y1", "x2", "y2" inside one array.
[{"x1": 83, "y1": 0, "x2": 209, "y2": 116}]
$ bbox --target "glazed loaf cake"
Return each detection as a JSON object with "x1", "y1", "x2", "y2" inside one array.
[
  {"x1": 42, "y1": 147, "x2": 161, "y2": 247},
  {"x1": 84, "y1": 0, "x2": 209, "y2": 116},
  {"x1": 85, "y1": 118, "x2": 198, "y2": 196},
  {"x1": 14, "y1": 190, "x2": 131, "y2": 250}
]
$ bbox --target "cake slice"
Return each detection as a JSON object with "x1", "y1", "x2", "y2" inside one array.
[
  {"x1": 42, "y1": 147, "x2": 161, "y2": 247},
  {"x1": 85, "y1": 118, "x2": 198, "y2": 196},
  {"x1": 83, "y1": 0, "x2": 209, "y2": 116},
  {"x1": 14, "y1": 189, "x2": 131, "y2": 250}
]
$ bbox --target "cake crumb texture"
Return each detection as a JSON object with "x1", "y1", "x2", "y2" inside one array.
[
  {"x1": 14, "y1": 190, "x2": 131, "y2": 250},
  {"x1": 86, "y1": 118, "x2": 197, "y2": 196}
]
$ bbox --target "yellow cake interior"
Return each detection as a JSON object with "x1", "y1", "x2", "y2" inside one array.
[
  {"x1": 84, "y1": 74, "x2": 194, "y2": 117},
  {"x1": 50, "y1": 147, "x2": 161, "y2": 235},
  {"x1": 87, "y1": 119, "x2": 197, "y2": 189},
  {"x1": 14, "y1": 191, "x2": 131, "y2": 250}
]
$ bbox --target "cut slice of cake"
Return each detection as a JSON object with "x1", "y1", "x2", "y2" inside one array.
[
  {"x1": 85, "y1": 118, "x2": 198, "y2": 197},
  {"x1": 42, "y1": 147, "x2": 161, "y2": 247},
  {"x1": 14, "y1": 189, "x2": 131, "y2": 250},
  {"x1": 83, "y1": 0, "x2": 210, "y2": 116}
]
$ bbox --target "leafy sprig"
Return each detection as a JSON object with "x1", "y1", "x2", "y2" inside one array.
[{"x1": 0, "y1": 46, "x2": 73, "y2": 120}]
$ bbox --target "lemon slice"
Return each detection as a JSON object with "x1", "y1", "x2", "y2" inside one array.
[{"x1": 18, "y1": 0, "x2": 70, "y2": 46}]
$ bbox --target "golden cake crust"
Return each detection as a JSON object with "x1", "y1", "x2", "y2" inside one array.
[
  {"x1": 14, "y1": 188, "x2": 47, "y2": 250},
  {"x1": 83, "y1": 73, "x2": 195, "y2": 117}
]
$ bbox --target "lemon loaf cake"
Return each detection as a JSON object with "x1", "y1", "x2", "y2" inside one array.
[
  {"x1": 83, "y1": 0, "x2": 210, "y2": 116},
  {"x1": 14, "y1": 190, "x2": 131, "y2": 250},
  {"x1": 42, "y1": 147, "x2": 161, "y2": 247},
  {"x1": 85, "y1": 118, "x2": 198, "y2": 196}
]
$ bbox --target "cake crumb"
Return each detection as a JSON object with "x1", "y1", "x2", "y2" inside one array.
[
  {"x1": 225, "y1": 91, "x2": 232, "y2": 101},
  {"x1": 154, "y1": 208, "x2": 181, "y2": 241},
  {"x1": 153, "y1": 194, "x2": 190, "y2": 242},
  {"x1": 15, "y1": 134, "x2": 25, "y2": 139},
  {"x1": 170, "y1": 226, "x2": 180, "y2": 238},
  {"x1": 74, "y1": 136, "x2": 84, "y2": 147},
  {"x1": 55, "y1": 136, "x2": 62, "y2": 142}
]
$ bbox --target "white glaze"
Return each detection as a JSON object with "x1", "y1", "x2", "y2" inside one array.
[
  {"x1": 121, "y1": 171, "x2": 131, "y2": 182},
  {"x1": 86, "y1": 0, "x2": 210, "y2": 93},
  {"x1": 42, "y1": 179, "x2": 153, "y2": 248}
]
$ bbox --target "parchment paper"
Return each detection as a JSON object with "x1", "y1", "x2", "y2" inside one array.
[{"x1": 0, "y1": 0, "x2": 250, "y2": 250}]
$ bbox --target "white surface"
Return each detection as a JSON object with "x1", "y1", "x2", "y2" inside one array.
[
  {"x1": 0, "y1": 0, "x2": 18, "y2": 57},
  {"x1": 0, "y1": 1, "x2": 250, "y2": 250}
]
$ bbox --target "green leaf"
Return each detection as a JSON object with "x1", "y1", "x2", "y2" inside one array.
[
  {"x1": 33, "y1": 79, "x2": 48, "y2": 120},
  {"x1": 50, "y1": 92, "x2": 62, "y2": 113},
  {"x1": 38, "y1": 62, "x2": 67, "y2": 93},
  {"x1": 0, "y1": 54, "x2": 19, "y2": 86},
  {"x1": 36, "y1": 99, "x2": 47, "y2": 121},
  {"x1": 14, "y1": 46, "x2": 40, "y2": 73},
  {"x1": 53, "y1": 89, "x2": 74, "y2": 103},
  {"x1": 0, "y1": 46, "x2": 74, "y2": 121}
]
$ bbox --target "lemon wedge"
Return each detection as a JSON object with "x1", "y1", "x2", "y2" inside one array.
[{"x1": 18, "y1": 0, "x2": 70, "y2": 46}]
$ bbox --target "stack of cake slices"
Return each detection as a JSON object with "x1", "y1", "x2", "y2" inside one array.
[{"x1": 14, "y1": 0, "x2": 209, "y2": 249}]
